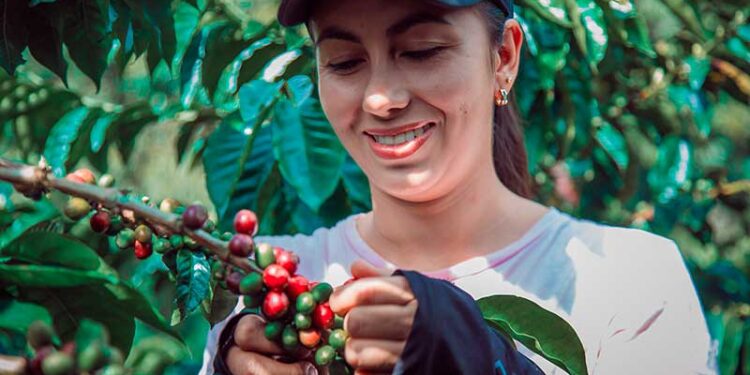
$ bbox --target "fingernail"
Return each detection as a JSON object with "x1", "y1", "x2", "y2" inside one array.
[{"x1": 303, "y1": 362, "x2": 319, "y2": 375}]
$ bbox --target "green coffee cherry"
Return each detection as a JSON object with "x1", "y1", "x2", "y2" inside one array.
[
  {"x1": 315, "y1": 345, "x2": 336, "y2": 366},
  {"x1": 296, "y1": 292, "x2": 315, "y2": 314},
  {"x1": 169, "y1": 234, "x2": 184, "y2": 249},
  {"x1": 264, "y1": 321, "x2": 284, "y2": 341},
  {"x1": 294, "y1": 313, "x2": 312, "y2": 330},
  {"x1": 243, "y1": 294, "x2": 262, "y2": 308},
  {"x1": 41, "y1": 351, "x2": 75, "y2": 375},
  {"x1": 333, "y1": 315, "x2": 345, "y2": 330},
  {"x1": 115, "y1": 229, "x2": 135, "y2": 249},
  {"x1": 281, "y1": 325, "x2": 299, "y2": 349},
  {"x1": 311, "y1": 283, "x2": 333, "y2": 303},
  {"x1": 78, "y1": 342, "x2": 107, "y2": 372},
  {"x1": 254, "y1": 243, "x2": 275, "y2": 269},
  {"x1": 153, "y1": 238, "x2": 171, "y2": 254},
  {"x1": 239, "y1": 273, "x2": 263, "y2": 295},
  {"x1": 328, "y1": 329, "x2": 348, "y2": 350}
]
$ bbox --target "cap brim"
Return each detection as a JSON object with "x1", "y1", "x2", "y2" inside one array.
[{"x1": 278, "y1": 0, "x2": 511, "y2": 27}]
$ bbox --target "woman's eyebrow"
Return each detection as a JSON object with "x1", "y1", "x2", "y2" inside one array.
[{"x1": 315, "y1": 12, "x2": 451, "y2": 47}]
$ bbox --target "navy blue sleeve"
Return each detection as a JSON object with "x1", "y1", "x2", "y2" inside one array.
[{"x1": 392, "y1": 270, "x2": 546, "y2": 375}]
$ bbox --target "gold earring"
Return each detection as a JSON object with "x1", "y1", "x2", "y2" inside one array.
[{"x1": 495, "y1": 89, "x2": 509, "y2": 106}]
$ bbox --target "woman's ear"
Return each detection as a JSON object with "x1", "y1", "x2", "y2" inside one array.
[{"x1": 494, "y1": 19, "x2": 524, "y2": 91}]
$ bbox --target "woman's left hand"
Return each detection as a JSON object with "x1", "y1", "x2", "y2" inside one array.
[{"x1": 329, "y1": 260, "x2": 418, "y2": 375}]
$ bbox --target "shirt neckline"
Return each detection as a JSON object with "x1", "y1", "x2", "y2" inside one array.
[{"x1": 342, "y1": 207, "x2": 563, "y2": 281}]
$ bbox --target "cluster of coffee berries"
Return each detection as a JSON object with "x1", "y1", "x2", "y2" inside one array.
[
  {"x1": 216, "y1": 210, "x2": 348, "y2": 367},
  {"x1": 61, "y1": 169, "x2": 233, "y2": 261},
  {"x1": 25, "y1": 321, "x2": 126, "y2": 375}
]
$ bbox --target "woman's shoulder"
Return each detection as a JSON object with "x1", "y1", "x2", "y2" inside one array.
[
  {"x1": 253, "y1": 213, "x2": 358, "y2": 250},
  {"x1": 550, "y1": 208, "x2": 683, "y2": 265}
]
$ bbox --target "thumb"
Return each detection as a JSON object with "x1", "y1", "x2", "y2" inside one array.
[{"x1": 350, "y1": 259, "x2": 390, "y2": 279}]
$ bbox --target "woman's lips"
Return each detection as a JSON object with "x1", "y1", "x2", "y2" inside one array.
[{"x1": 366, "y1": 123, "x2": 435, "y2": 160}]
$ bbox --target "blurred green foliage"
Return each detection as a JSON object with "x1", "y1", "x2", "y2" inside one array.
[{"x1": 0, "y1": 0, "x2": 748, "y2": 373}]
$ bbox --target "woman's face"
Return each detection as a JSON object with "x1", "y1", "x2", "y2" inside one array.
[{"x1": 310, "y1": 0, "x2": 520, "y2": 202}]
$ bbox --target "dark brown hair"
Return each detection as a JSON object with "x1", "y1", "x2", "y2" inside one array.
[{"x1": 477, "y1": 2, "x2": 533, "y2": 198}]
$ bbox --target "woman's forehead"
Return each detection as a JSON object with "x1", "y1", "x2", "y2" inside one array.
[{"x1": 309, "y1": 0, "x2": 462, "y2": 39}]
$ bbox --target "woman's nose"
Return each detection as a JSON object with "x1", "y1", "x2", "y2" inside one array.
[{"x1": 362, "y1": 66, "x2": 410, "y2": 119}]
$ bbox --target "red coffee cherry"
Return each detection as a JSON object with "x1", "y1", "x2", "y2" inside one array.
[
  {"x1": 263, "y1": 291, "x2": 289, "y2": 320},
  {"x1": 182, "y1": 204, "x2": 208, "y2": 230},
  {"x1": 89, "y1": 211, "x2": 111, "y2": 233},
  {"x1": 313, "y1": 302, "x2": 334, "y2": 329},
  {"x1": 286, "y1": 275, "x2": 310, "y2": 299},
  {"x1": 233, "y1": 209, "x2": 258, "y2": 235},
  {"x1": 134, "y1": 240, "x2": 152, "y2": 259},
  {"x1": 226, "y1": 272, "x2": 244, "y2": 294},
  {"x1": 275, "y1": 249, "x2": 298, "y2": 275},
  {"x1": 229, "y1": 234, "x2": 254, "y2": 257},
  {"x1": 263, "y1": 264, "x2": 289, "y2": 291}
]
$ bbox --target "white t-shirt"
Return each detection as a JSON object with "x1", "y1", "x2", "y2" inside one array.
[{"x1": 200, "y1": 207, "x2": 718, "y2": 374}]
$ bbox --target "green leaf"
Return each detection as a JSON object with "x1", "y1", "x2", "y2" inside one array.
[
  {"x1": 684, "y1": 56, "x2": 711, "y2": 91},
  {"x1": 286, "y1": 75, "x2": 314, "y2": 107},
  {"x1": 719, "y1": 313, "x2": 743, "y2": 375},
  {"x1": 593, "y1": 120, "x2": 629, "y2": 172},
  {"x1": 74, "y1": 319, "x2": 108, "y2": 348},
  {"x1": 239, "y1": 79, "x2": 283, "y2": 124},
  {"x1": 180, "y1": 21, "x2": 228, "y2": 108},
  {"x1": 0, "y1": 0, "x2": 28, "y2": 74},
  {"x1": 90, "y1": 112, "x2": 116, "y2": 153},
  {"x1": 2, "y1": 231, "x2": 111, "y2": 272},
  {"x1": 173, "y1": 2, "x2": 200, "y2": 65},
  {"x1": 477, "y1": 295, "x2": 588, "y2": 375},
  {"x1": 141, "y1": 0, "x2": 177, "y2": 67},
  {"x1": 174, "y1": 249, "x2": 210, "y2": 323},
  {"x1": 726, "y1": 37, "x2": 750, "y2": 63},
  {"x1": 261, "y1": 49, "x2": 304, "y2": 82},
  {"x1": 203, "y1": 283, "x2": 238, "y2": 328},
  {"x1": 272, "y1": 96, "x2": 347, "y2": 212},
  {"x1": 647, "y1": 136, "x2": 694, "y2": 197},
  {"x1": 16, "y1": 286, "x2": 136, "y2": 355},
  {"x1": 517, "y1": 0, "x2": 573, "y2": 29},
  {"x1": 201, "y1": 24, "x2": 253, "y2": 99},
  {"x1": 204, "y1": 113, "x2": 276, "y2": 229},
  {"x1": 578, "y1": 0, "x2": 608, "y2": 67},
  {"x1": 0, "y1": 263, "x2": 118, "y2": 287},
  {"x1": 213, "y1": 37, "x2": 274, "y2": 110},
  {"x1": 623, "y1": 15, "x2": 656, "y2": 58},
  {"x1": 341, "y1": 155, "x2": 371, "y2": 209},
  {"x1": 43, "y1": 106, "x2": 91, "y2": 177},
  {"x1": 62, "y1": 0, "x2": 112, "y2": 88},
  {"x1": 26, "y1": 6, "x2": 68, "y2": 83},
  {"x1": 0, "y1": 200, "x2": 58, "y2": 250},
  {"x1": 0, "y1": 299, "x2": 52, "y2": 333}
]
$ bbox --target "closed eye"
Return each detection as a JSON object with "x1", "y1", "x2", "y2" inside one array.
[{"x1": 325, "y1": 46, "x2": 447, "y2": 74}]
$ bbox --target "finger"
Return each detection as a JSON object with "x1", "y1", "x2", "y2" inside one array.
[
  {"x1": 345, "y1": 338, "x2": 405, "y2": 372},
  {"x1": 330, "y1": 277, "x2": 414, "y2": 316},
  {"x1": 226, "y1": 346, "x2": 318, "y2": 375},
  {"x1": 233, "y1": 315, "x2": 284, "y2": 355},
  {"x1": 350, "y1": 260, "x2": 390, "y2": 279},
  {"x1": 344, "y1": 301, "x2": 417, "y2": 340}
]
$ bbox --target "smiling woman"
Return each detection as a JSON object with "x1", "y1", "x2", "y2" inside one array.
[{"x1": 200, "y1": 0, "x2": 716, "y2": 374}]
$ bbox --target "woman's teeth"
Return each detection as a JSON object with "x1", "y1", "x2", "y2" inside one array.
[{"x1": 372, "y1": 124, "x2": 433, "y2": 145}]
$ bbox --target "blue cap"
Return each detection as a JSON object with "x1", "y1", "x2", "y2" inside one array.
[{"x1": 277, "y1": 0, "x2": 514, "y2": 27}]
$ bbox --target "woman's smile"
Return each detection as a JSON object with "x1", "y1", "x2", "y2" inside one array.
[{"x1": 364, "y1": 122, "x2": 437, "y2": 160}]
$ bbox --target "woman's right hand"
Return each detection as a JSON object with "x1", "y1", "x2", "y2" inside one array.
[{"x1": 226, "y1": 314, "x2": 320, "y2": 375}]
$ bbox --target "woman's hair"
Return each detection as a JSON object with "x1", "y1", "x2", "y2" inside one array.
[{"x1": 476, "y1": 2, "x2": 533, "y2": 198}]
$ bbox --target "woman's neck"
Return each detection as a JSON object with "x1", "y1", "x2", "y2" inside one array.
[{"x1": 358, "y1": 164, "x2": 549, "y2": 272}]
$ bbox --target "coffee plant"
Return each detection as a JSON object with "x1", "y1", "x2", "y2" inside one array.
[{"x1": 0, "y1": 0, "x2": 747, "y2": 373}]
